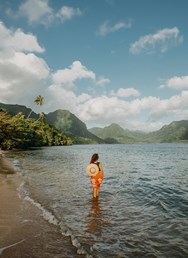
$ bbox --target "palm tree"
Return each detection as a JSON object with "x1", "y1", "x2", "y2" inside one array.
[
  {"x1": 34, "y1": 95, "x2": 44, "y2": 107},
  {"x1": 39, "y1": 112, "x2": 46, "y2": 122},
  {"x1": 27, "y1": 95, "x2": 44, "y2": 119}
]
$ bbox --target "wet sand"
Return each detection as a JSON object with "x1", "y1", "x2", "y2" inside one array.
[{"x1": 0, "y1": 173, "x2": 84, "y2": 258}]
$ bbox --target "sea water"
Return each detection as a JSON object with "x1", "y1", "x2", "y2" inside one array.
[{"x1": 7, "y1": 143, "x2": 188, "y2": 258}]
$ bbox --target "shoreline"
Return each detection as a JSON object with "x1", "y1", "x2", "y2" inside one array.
[{"x1": 0, "y1": 172, "x2": 84, "y2": 257}]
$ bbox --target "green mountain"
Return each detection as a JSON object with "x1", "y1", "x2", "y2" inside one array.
[
  {"x1": 45, "y1": 109, "x2": 104, "y2": 143},
  {"x1": 145, "y1": 120, "x2": 188, "y2": 143},
  {"x1": 0, "y1": 103, "x2": 103, "y2": 144},
  {"x1": 89, "y1": 123, "x2": 146, "y2": 143},
  {"x1": 1, "y1": 102, "x2": 188, "y2": 144},
  {"x1": 89, "y1": 121, "x2": 188, "y2": 143},
  {"x1": 0, "y1": 103, "x2": 38, "y2": 119}
]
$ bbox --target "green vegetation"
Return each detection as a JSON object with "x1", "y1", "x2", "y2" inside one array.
[
  {"x1": 0, "y1": 102, "x2": 72, "y2": 150},
  {"x1": 89, "y1": 123, "x2": 147, "y2": 144},
  {"x1": 0, "y1": 103, "x2": 104, "y2": 145},
  {"x1": 45, "y1": 109, "x2": 104, "y2": 144},
  {"x1": 1, "y1": 102, "x2": 188, "y2": 147},
  {"x1": 27, "y1": 95, "x2": 44, "y2": 119},
  {"x1": 145, "y1": 120, "x2": 188, "y2": 143}
]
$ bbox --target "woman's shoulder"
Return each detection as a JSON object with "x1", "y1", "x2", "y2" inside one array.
[{"x1": 97, "y1": 161, "x2": 103, "y2": 167}]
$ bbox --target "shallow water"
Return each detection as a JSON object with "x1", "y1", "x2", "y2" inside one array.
[{"x1": 7, "y1": 143, "x2": 188, "y2": 258}]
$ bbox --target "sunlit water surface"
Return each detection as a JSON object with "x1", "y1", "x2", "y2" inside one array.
[{"x1": 8, "y1": 143, "x2": 188, "y2": 258}]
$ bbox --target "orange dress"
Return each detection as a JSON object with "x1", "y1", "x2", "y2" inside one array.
[{"x1": 90, "y1": 163, "x2": 103, "y2": 189}]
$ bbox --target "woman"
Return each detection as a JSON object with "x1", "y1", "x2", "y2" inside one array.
[{"x1": 89, "y1": 153, "x2": 104, "y2": 198}]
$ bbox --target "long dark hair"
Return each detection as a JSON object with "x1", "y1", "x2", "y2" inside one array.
[{"x1": 90, "y1": 153, "x2": 99, "y2": 164}]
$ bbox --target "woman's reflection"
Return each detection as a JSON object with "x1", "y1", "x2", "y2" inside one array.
[{"x1": 87, "y1": 198, "x2": 103, "y2": 236}]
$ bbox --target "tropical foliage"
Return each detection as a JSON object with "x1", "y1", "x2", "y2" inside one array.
[
  {"x1": 0, "y1": 111, "x2": 72, "y2": 150},
  {"x1": 27, "y1": 95, "x2": 44, "y2": 119}
]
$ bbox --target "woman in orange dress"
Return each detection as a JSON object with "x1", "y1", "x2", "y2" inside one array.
[{"x1": 89, "y1": 153, "x2": 104, "y2": 198}]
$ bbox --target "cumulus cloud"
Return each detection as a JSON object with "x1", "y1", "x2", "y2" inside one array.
[
  {"x1": 0, "y1": 21, "x2": 50, "y2": 104},
  {"x1": 18, "y1": 0, "x2": 54, "y2": 26},
  {"x1": 149, "y1": 90, "x2": 188, "y2": 119},
  {"x1": 52, "y1": 61, "x2": 96, "y2": 89},
  {"x1": 46, "y1": 85, "x2": 91, "y2": 112},
  {"x1": 97, "y1": 20, "x2": 132, "y2": 36},
  {"x1": 12, "y1": 0, "x2": 82, "y2": 26},
  {"x1": 0, "y1": 21, "x2": 44, "y2": 53},
  {"x1": 76, "y1": 90, "x2": 188, "y2": 131},
  {"x1": 111, "y1": 88, "x2": 140, "y2": 98},
  {"x1": 160, "y1": 75, "x2": 188, "y2": 90},
  {"x1": 130, "y1": 27, "x2": 183, "y2": 54},
  {"x1": 0, "y1": 20, "x2": 187, "y2": 132},
  {"x1": 56, "y1": 6, "x2": 82, "y2": 23}
]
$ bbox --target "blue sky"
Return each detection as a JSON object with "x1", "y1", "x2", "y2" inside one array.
[{"x1": 0, "y1": 0, "x2": 188, "y2": 131}]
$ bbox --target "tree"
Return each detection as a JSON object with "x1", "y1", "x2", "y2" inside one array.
[
  {"x1": 27, "y1": 95, "x2": 44, "y2": 118},
  {"x1": 34, "y1": 95, "x2": 44, "y2": 107},
  {"x1": 0, "y1": 111, "x2": 73, "y2": 150},
  {"x1": 39, "y1": 112, "x2": 46, "y2": 122}
]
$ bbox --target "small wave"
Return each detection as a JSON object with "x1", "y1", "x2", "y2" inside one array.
[
  {"x1": 13, "y1": 159, "x2": 22, "y2": 173},
  {"x1": 59, "y1": 222, "x2": 93, "y2": 257},
  {"x1": 18, "y1": 182, "x2": 92, "y2": 257},
  {"x1": 24, "y1": 195, "x2": 59, "y2": 226},
  {"x1": 17, "y1": 178, "x2": 59, "y2": 225}
]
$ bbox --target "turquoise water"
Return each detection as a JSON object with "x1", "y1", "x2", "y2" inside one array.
[{"x1": 8, "y1": 143, "x2": 188, "y2": 258}]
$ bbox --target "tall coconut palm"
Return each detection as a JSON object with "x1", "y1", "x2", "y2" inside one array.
[
  {"x1": 34, "y1": 95, "x2": 44, "y2": 107},
  {"x1": 27, "y1": 95, "x2": 44, "y2": 118}
]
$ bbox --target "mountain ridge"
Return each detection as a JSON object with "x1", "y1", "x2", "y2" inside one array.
[
  {"x1": 1, "y1": 102, "x2": 188, "y2": 143},
  {"x1": 0, "y1": 103, "x2": 103, "y2": 144},
  {"x1": 89, "y1": 121, "x2": 188, "y2": 143}
]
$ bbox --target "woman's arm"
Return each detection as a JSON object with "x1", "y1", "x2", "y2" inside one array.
[{"x1": 99, "y1": 163, "x2": 104, "y2": 178}]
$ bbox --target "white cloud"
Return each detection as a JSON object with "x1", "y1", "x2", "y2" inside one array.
[
  {"x1": 111, "y1": 88, "x2": 140, "y2": 97},
  {"x1": 160, "y1": 76, "x2": 188, "y2": 90},
  {"x1": 0, "y1": 22, "x2": 50, "y2": 105},
  {"x1": 76, "y1": 90, "x2": 188, "y2": 131},
  {"x1": 149, "y1": 90, "x2": 188, "y2": 119},
  {"x1": 10, "y1": 52, "x2": 49, "y2": 79},
  {"x1": 97, "y1": 20, "x2": 132, "y2": 36},
  {"x1": 0, "y1": 51, "x2": 50, "y2": 104},
  {"x1": 46, "y1": 85, "x2": 91, "y2": 112},
  {"x1": 130, "y1": 27, "x2": 183, "y2": 54},
  {"x1": 96, "y1": 76, "x2": 110, "y2": 86},
  {"x1": 0, "y1": 21, "x2": 187, "y2": 132},
  {"x1": 56, "y1": 6, "x2": 82, "y2": 23},
  {"x1": 18, "y1": 0, "x2": 54, "y2": 26},
  {"x1": 52, "y1": 61, "x2": 96, "y2": 89},
  {"x1": 0, "y1": 21, "x2": 44, "y2": 53},
  {"x1": 11, "y1": 0, "x2": 82, "y2": 26}
]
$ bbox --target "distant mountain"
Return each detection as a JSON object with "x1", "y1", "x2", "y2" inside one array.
[
  {"x1": 1, "y1": 102, "x2": 188, "y2": 144},
  {"x1": 0, "y1": 103, "x2": 103, "y2": 144},
  {"x1": 145, "y1": 120, "x2": 188, "y2": 143},
  {"x1": 45, "y1": 109, "x2": 104, "y2": 143},
  {"x1": 89, "y1": 123, "x2": 146, "y2": 143},
  {"x1": 89, "y1": 121, "x2": 188, "y2": 143}
]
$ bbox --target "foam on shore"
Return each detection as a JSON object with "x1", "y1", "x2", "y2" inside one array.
[{"x1": 0, "y1": 173, "x2": 84, "y2": 258}]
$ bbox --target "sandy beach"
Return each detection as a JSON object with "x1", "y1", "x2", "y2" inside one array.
[{"x1": 0, "y1": 156, "x2": 84, "y2": 258}]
